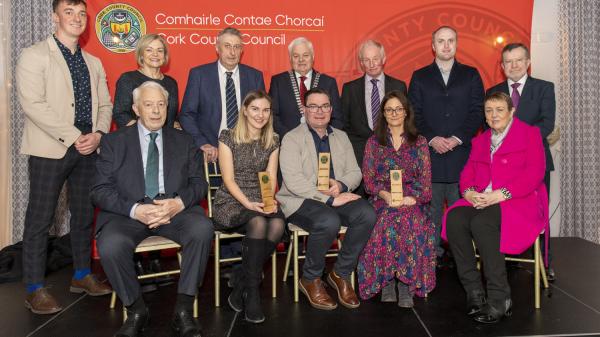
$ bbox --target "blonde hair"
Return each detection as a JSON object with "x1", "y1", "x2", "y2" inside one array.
[
  {"x1": 135, "y1": 34, "x2": 169, "y2": 67},
  {"x1": 232, "y1": 90, "x2": 277, "y2": 149}
]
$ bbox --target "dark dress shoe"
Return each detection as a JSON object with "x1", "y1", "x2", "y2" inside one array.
[
  {"x1": 473, "y1": 299, "x2": 512, "y2": 324},
  {"x1": 70, "y1": 274, "x2": 112, "y2": 296},
  {"x1": 135, "y1": 261, "x2": 158, "y2": 293},
  {"x1": 546, "y1": 268, "x2": 556, "y2": 282},
  {"x1": 115, "y1": 307, "x2": 149, "y2": 337},
  {"x1": 172, "y1": 309, "x2": 202, "y2": 337},
  {"x1": 466, "y1": 290, "x2": 486, "y2": 316}
]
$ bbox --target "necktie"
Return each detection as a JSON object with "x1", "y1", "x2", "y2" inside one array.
[
  {"x1": 371, "y1": 79, "x2": 381, "y2": 128},
  {"x1": 299, "y1": 75, "x2": 308, "y2": 106},
  {"x1": 145, "y1": 132, "x2": 159, "y2": 199},
  {"x1": 225, "y1": 71, "x2": 238, "y2": 128},
  {"x1": 511, "y1": 83, "x2": 521, "y2": 109}
]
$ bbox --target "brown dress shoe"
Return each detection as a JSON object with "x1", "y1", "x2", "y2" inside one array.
[
  {"x1": 70, "y1": 274, "x2": 112, "y2": 296},
  {"x1": 25, "y1": 288, "x2": 63, "y2": 314},
  {"x1": 299, "y1": 278, "x2": 337, "y2": 310},
  {"x1": 327, "y1": 271, "x2": 360, "y2": 309}
]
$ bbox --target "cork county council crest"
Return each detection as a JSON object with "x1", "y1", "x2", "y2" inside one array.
[{"x1": 95, "y1": 3, "x2": 146, "y2": 53}]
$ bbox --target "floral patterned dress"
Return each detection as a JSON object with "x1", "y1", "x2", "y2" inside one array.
[{"x1": 357, "y1": 134, "x2": 436, "y2": 299}]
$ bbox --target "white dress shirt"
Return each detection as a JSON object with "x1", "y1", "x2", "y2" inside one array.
[
  {"x1": 507, "y1": 74, "x2": 528, "y2": 97},
  {"x1": 217, "y1": 61, "x2": 241, "y2": 134}
]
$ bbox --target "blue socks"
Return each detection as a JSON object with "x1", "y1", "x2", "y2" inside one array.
[
  {"x1": 73, "y1": 268, "x2": 91, "y2": 281},
  {"x1": 26, "y1": 283, "x2": 43, "y2": 294}
]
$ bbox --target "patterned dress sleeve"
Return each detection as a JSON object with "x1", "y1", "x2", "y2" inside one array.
[
  {"x1": 409, "y1": 136, "x2": 433, "y2": 204},
  {"x1": 362, "y1": 136, "x2": 386, "y2": 196},
  {"x1": 218, "y1": 129, "x2": 234, "y2": 149}
]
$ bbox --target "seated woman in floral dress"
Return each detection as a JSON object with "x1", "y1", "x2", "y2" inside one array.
[{"x1": 357, "y1": 90, "x2": 436, "y2": 307}]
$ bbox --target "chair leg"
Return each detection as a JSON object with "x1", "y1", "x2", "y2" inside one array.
[
  {"x1": 110, "y1": 291, "x2": 117, "y2": 309},
  {"x1": 534, "y1": 237, "x2": 541, "y2": 309},
  {"x1": 214, "y1": 235, "x2": 221, "y2": 307},
  {"x1": 283, "y1": 239, "x2": 293, "y2": 282},
  {"x1": 538, "y1": 244, "x2": 549, "y2": 288},
  {"x1": 193, "y1": 295, "x2": 198, "y2": 318},
  {"x1": 123, "y1": 306, "x2": 127, "y2": 322},
  {"x1": 350, "y1": 271, "x2": 355, "y2": 290},
  {"x1": 272, "y1": 252, "x2": 277, "y2": 298},
  {"x1": 293, "y1": 231, "x2": 299, "y2": 302}
]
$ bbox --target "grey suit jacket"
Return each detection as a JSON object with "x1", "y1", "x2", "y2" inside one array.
[{"x1": 276, "y1": 124, "x2": 362, "y2": 217}]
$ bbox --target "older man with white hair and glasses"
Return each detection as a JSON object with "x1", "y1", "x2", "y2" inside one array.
[{"x1": 269, "y1": 37, "x2": 343, "y2": 139}]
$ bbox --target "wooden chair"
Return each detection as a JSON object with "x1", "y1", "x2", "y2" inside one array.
[
  {"x1": 204, "y1": 156, "x2": 277, "y2": 307},
  {"x1": 282, "y1": 223, "x2": 355, "y2": 302},
  {"x1": 109, "y1": 236, "x2": 198, "y2": 319},
  {"x1": 474, "y1": 233, "x2": 549, "y2": 309}
]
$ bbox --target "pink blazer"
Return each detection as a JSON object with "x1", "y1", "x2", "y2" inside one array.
[{"x1": 442, "y1": 118, "x2": 548, "y2": 255}]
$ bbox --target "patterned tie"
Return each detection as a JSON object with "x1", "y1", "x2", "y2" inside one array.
[
  {"x1": 299, "y1": 75, "x2": 308, "y2": 106},
  {"x1": 225, "y1": 71, "x2": 238, "y2": 128},
  {"x1": 145, "y1": 132, "x2": 159, "y2": 199},
  {"x1": 371, "y1": 79, "x2": 381, "y2": 128},
  {"x1": 511, "y1": 83, "x2": 521, "y2": 109}
]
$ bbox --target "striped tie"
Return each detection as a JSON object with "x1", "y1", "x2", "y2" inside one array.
[
  {"x1": 225, "y1": 71, "x2": 238, "y2": 128},
  {"x1": 371, "y1": 79, "x2": 381, "y2": 128}
]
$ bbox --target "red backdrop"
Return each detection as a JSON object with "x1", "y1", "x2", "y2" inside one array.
[{"x1": 82, "y1": 0, "x2": 533, "y2": 106}]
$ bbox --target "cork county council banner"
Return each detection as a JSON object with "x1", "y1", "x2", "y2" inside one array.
[{"x1": 81, "y1": 0, "x2": 534, "y2": 104}]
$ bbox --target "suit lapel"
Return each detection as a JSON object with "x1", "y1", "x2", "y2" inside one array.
[
  {"x1": 428, "y1": 62, "x2": 446, "y2": 89},
  {"x1": 162, "y1": 127, "x2": 174, "y2": 194},
  {"x1": 357, "y1": 76, "x2": 369, "y2": 128},
  {"x1": 239, "y1": 65, "x2": 249, "y2": 100},
  {"x1": 211, "y1": 62, "x2": 222, "y2": 113},
  {"x1": 127, "y1": 126, "x2": 146, "y2": 197},
  {"x1": 446, "y1": 61, "x2": 459, "y2": 88},
  {"x1": 48, "y1": 38, "x2": 74, "y2": 94},
  {"x1": 302, "y1": 125, "x2": 319, "y2": 177}
]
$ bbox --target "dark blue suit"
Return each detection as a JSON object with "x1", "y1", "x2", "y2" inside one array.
[
  {"x1": 487, "y1": 77, "x2": 555, "y2": 171},
  {"x1": 341, "y1": 74, "x2": 407, "y2": 168},
  {"x1": 408, "y1": 61, "x2": 484, "y2": 183},
  {"x1": 269, "y1": 70, "x2": 342, "y2": 138},
  {"x1": 179, "y1": 61, "x2": 265, "y2": 147}
]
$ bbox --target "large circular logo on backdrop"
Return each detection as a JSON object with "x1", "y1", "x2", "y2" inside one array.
[
  {"x1": 338, "y1": 2, "x2": 530, "y2": 86},
  {"x1": 95, "y1": 3, "x2": 146, "y2": 53}
]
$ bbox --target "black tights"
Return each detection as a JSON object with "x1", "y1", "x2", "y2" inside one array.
[{"x1": 245, "y1": 215, "x2": 285, "y2": 243}]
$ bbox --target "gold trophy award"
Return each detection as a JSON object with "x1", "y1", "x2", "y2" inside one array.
[
  {"x1": 258, "y1": 171, "x2": 276, "y2": 213},
  {"x1": 317, "y1": 152, "x2": 331, "y2": 191},
  {"x1": 390, "y1": 169, "x2": 403, "y2": 206}
]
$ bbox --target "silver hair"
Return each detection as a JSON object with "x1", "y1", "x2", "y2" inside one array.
[
  {"x1": 288, "y1": 37, "x2": 314, "y2": 58},
  {"x1": 132, "y1": 81, "x2": 169, "y2": 105},
  {"x1": 358, "y1": 39, "x2": 385, "y2": 60},
  {"x1": 217, "y1": 26, "x2": 242, "y2": 44}
]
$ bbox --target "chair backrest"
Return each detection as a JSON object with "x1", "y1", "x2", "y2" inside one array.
[{"x1": 203, "y1": 154, "x2": 223, "y2": 218}]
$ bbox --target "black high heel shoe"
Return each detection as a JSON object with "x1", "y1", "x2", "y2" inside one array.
[
  {"x1": 473, "y1": 299, "x2": 512, "y2": 324},
  {"x1": 466, "y1": 290, "x2": 486, "y2": 316}
]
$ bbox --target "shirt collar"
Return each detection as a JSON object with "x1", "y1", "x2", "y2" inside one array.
[
  {"x1": 53, "y1": 34, "x2": 80, "y2": 55},
  {"x1": 435, "y1": 59, "x2": 455, "y2": 73},
  {"x1": 137, "y1": 122, "x2": 163, "y2": 139},
  {"x1": 295, "y1": 70, "x2": 313, "y2": 80},
  {"x1": 366, "y1": 72, "x2": 385, "y2": 83},
  {"x1": 507, "y1": 74, "x2": 528, "y2": 87},
  {"x1": 307, "y1": 124, "x2": 333, "y2": 139},
  {"x1": 217, "y1": 61, "x2": 239, "y2": 76}
]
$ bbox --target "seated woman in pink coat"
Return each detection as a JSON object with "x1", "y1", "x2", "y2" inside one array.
[{"x1": 442, "y1": 92, "x2": 548, "y2": 324}]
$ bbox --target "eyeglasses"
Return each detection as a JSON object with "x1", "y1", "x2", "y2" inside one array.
[
  {"x1": 305, "y1": 104, "x2": 332, "y2": 113},
  {"x1": 384, "y1": 107, "x2": 405, "y2": 115},
  {"x1": 360, "y1": 57, "x2": 382, "y2": 66}
]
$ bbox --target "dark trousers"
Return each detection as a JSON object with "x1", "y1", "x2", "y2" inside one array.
[
  {"x1": 23, "y1": 146, "x2": 96, "y2": 284},
  {"x1": 96, "y1": 206, "x2": 213, "y2": 306},
  {"x1": 287, "y1": 199, "x2": 376, "y2": 280},
  {"x1": 431, "y1": 182, "x2": 460, "y2": 257},
  {"x1": 445, "y1": 205, "x2": 510, "y2": 302}
]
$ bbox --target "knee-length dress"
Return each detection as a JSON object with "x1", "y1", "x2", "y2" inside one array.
[
  {"x1": 212, "y1": 129, "x2": 283, "y2": 229},
  {"x1": 357, "y1": 134, "x2": 436, "y2": 299}
]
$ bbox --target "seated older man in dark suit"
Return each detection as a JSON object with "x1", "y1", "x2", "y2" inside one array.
[{"x1": 91, "y1": 81, "x2": 213, "y2": 337}]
